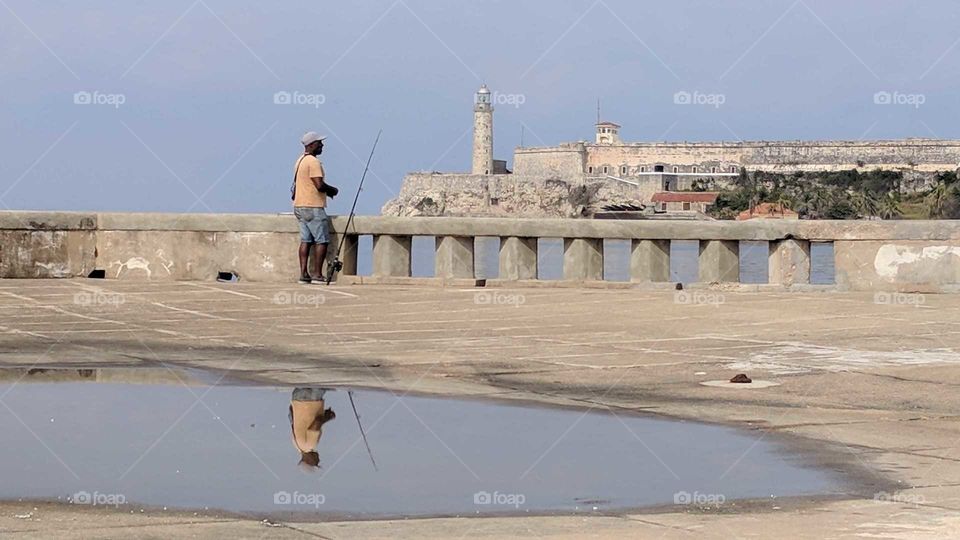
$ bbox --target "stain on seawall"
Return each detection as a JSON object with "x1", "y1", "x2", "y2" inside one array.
[{"x1": 874, "y1": 244, "x2": 960, "y2": 282}]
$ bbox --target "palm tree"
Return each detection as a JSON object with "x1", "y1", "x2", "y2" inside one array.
[
  {"x1": 926, "y1": 181, "x2": 949, "y2": 218},
  {"x1": 879, "y1": 192, "x2": 903, "y2": 220},
  {"x1": 794, "y1": 188, "x2": 822, "y2": 219},
  {"x1": 774, "y1": 192, "x2": 794, "y2": 217},
  {"x1": 807, "y1": 187, "x2": 830, "y2": 219},
  {"x1": 850, "y1": 191, "x2": 879, "y2": 218}
]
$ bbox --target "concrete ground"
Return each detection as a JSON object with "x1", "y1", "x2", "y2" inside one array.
[{"x1": 1, "y1": 278, "x2": 959, "y2": 538}]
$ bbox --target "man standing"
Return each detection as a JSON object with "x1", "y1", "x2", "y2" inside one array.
[{"x1": 293, "y1": 132, "x2": 332, "y2": 283}]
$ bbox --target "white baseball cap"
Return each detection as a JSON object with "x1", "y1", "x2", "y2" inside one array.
[{"x1": 301, "y1": 131, "x2": 327, "y2": 146}]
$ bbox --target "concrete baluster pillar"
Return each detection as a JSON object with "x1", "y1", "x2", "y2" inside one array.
[
  {"x1": 435, "y1": 236, "x2": 475, "y2": 279},
  {"x1": 630, "y1": 239, "x2": 671, "y2": 282},
  {"x1": 563, "y1": 238, "x2": 603, "y2": 281},
  {"x1": 372, "y1": 234, "x2": 412, "y2": 277},
  {"x1": 499, "y1": 237, "x2": 538, "y2": 280},
  {"x1": 339, "y1": 234, "x2": 359, "y2": 276},
  {"x1": 325, "y1": 233, "x2": 359, "y2": 282},
  {"x1": 769, "y1": 238, "x2": 811, "y2": 286},
  {"x1": 698, "y1": 240, "x2": 739, "y2": 283}
]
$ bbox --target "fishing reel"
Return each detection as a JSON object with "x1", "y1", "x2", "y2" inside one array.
[{"x1": 325, "y1": 258, "x2": 344, "y2": 285}]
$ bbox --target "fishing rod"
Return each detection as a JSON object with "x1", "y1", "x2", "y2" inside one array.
[
  {"x1": 348, "y1": 390, "x2": 378, "y2": 471},
  {"x1": 327, "y1": 129, "x2": 383, "y2": 285}
]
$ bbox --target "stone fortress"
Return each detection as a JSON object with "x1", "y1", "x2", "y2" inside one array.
[{"x1": 382, "y1": 86, "x2": 960, "y2": 218}]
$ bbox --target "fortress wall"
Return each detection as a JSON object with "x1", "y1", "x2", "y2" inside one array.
[
  {"x1": 513, "y1": 146, "x2": 586, "y2": 179},
  {"x1": 742, "y1": 141, "x2": 960, "y2": 172},
  {"x1": 531, "y1": 140, "x2": 960, "y2": 176},
  {"x1": 586, "y1": 145, "x2": 745, "y2": 174}
]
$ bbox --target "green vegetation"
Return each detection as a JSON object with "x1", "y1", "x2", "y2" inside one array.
[{"x1": 705, "y1": 169, "x2": 960, "y2": 220}]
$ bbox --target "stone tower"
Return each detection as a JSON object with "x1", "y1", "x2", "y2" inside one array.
[
  {"x1": 472, "y1": 84, "x2": 494, "y2": 175},
  {"x1": 596, "y1": 121, "x2": 621, "y2": 145}
]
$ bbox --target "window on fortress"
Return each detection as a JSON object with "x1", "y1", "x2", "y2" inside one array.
[
  {"x1": 673, "y1": 166, "x2": 679, "y2": 173},
  {"x1": 588, "y1": 166, "x2": 593, "y2": 174},
  {"x1": 731, "y1": 166, "x2": 738, "y2": 173},
  {"x1": 603, "y1": 166, "x2": 609, "y2": 174},
  {"x1": 711, "y1": 167, "x2": 717, "y2": 173},
  {"x1": 692, "y1": 167, "x2": 698, "y2": 173},
  {"x1": 621, "y1": 166, "x2": 627, "y2": 175},
  {"x1": 683, "y1": 202, "x2": 691, "y2": 211},
  {"x1": 640, "y1": 167, "x2": 646, "y2": 173}
]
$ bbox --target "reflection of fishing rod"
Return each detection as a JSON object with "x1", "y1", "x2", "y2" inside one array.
[
  {"x1": 348, "y1": 390, "x2": 378, "y2": 471},
  {"x1": 327, "y1": 130, "x2": 383, "y2": 285}
]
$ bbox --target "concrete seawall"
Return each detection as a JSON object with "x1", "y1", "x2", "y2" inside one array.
[{"x1": 2, "y1": 211, "x2": 960, "y2": 292}]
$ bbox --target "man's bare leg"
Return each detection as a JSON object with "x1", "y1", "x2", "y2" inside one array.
[
  {"x1": 298, "y1": 242, "x2": 312, "y2": 278},
  {"x1": 313, "y1": 243, "x2": 328, "y2": 278}
]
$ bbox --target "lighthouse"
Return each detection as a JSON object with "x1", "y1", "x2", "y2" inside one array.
[{"x1": 472, "y1": 84, "x2": 494, "y2": 175}]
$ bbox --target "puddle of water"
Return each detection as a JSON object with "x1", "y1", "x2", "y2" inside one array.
[{"x1": 0, "y1": 368, "x2": 843, "y2": 519}]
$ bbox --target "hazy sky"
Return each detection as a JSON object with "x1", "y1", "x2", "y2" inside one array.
[{"x1": 2, "y1": 1, "x2": 958, "y2": 215}]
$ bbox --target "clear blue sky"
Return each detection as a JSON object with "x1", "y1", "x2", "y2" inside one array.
[{"x1": 2, "y1": 0, "x2": 957, "y2": 215}]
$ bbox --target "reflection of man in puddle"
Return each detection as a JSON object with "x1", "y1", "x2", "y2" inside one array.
[{"x1": 289, "y1": 388, "x2": 336, "y2": 470}]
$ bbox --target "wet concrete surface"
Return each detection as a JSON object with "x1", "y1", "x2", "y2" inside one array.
[{"x1": 1, "y1": 279, "x2": 959, "y2": 538}]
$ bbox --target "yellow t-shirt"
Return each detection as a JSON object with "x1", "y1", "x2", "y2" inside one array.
[
  {"x1": 293, "y1": 154, "x2": 327, "y2": 208},
  {"x1": 291, "y1": 399, "x2": 326, "y2": 453}
]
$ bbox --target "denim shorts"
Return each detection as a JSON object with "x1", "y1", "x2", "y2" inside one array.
[
  {"x1": 291, "y1": 387, "x2": 329, "y2": 401},
  {"x1": 294, "y1": 207, "x2": 330, "y2": 244}
]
